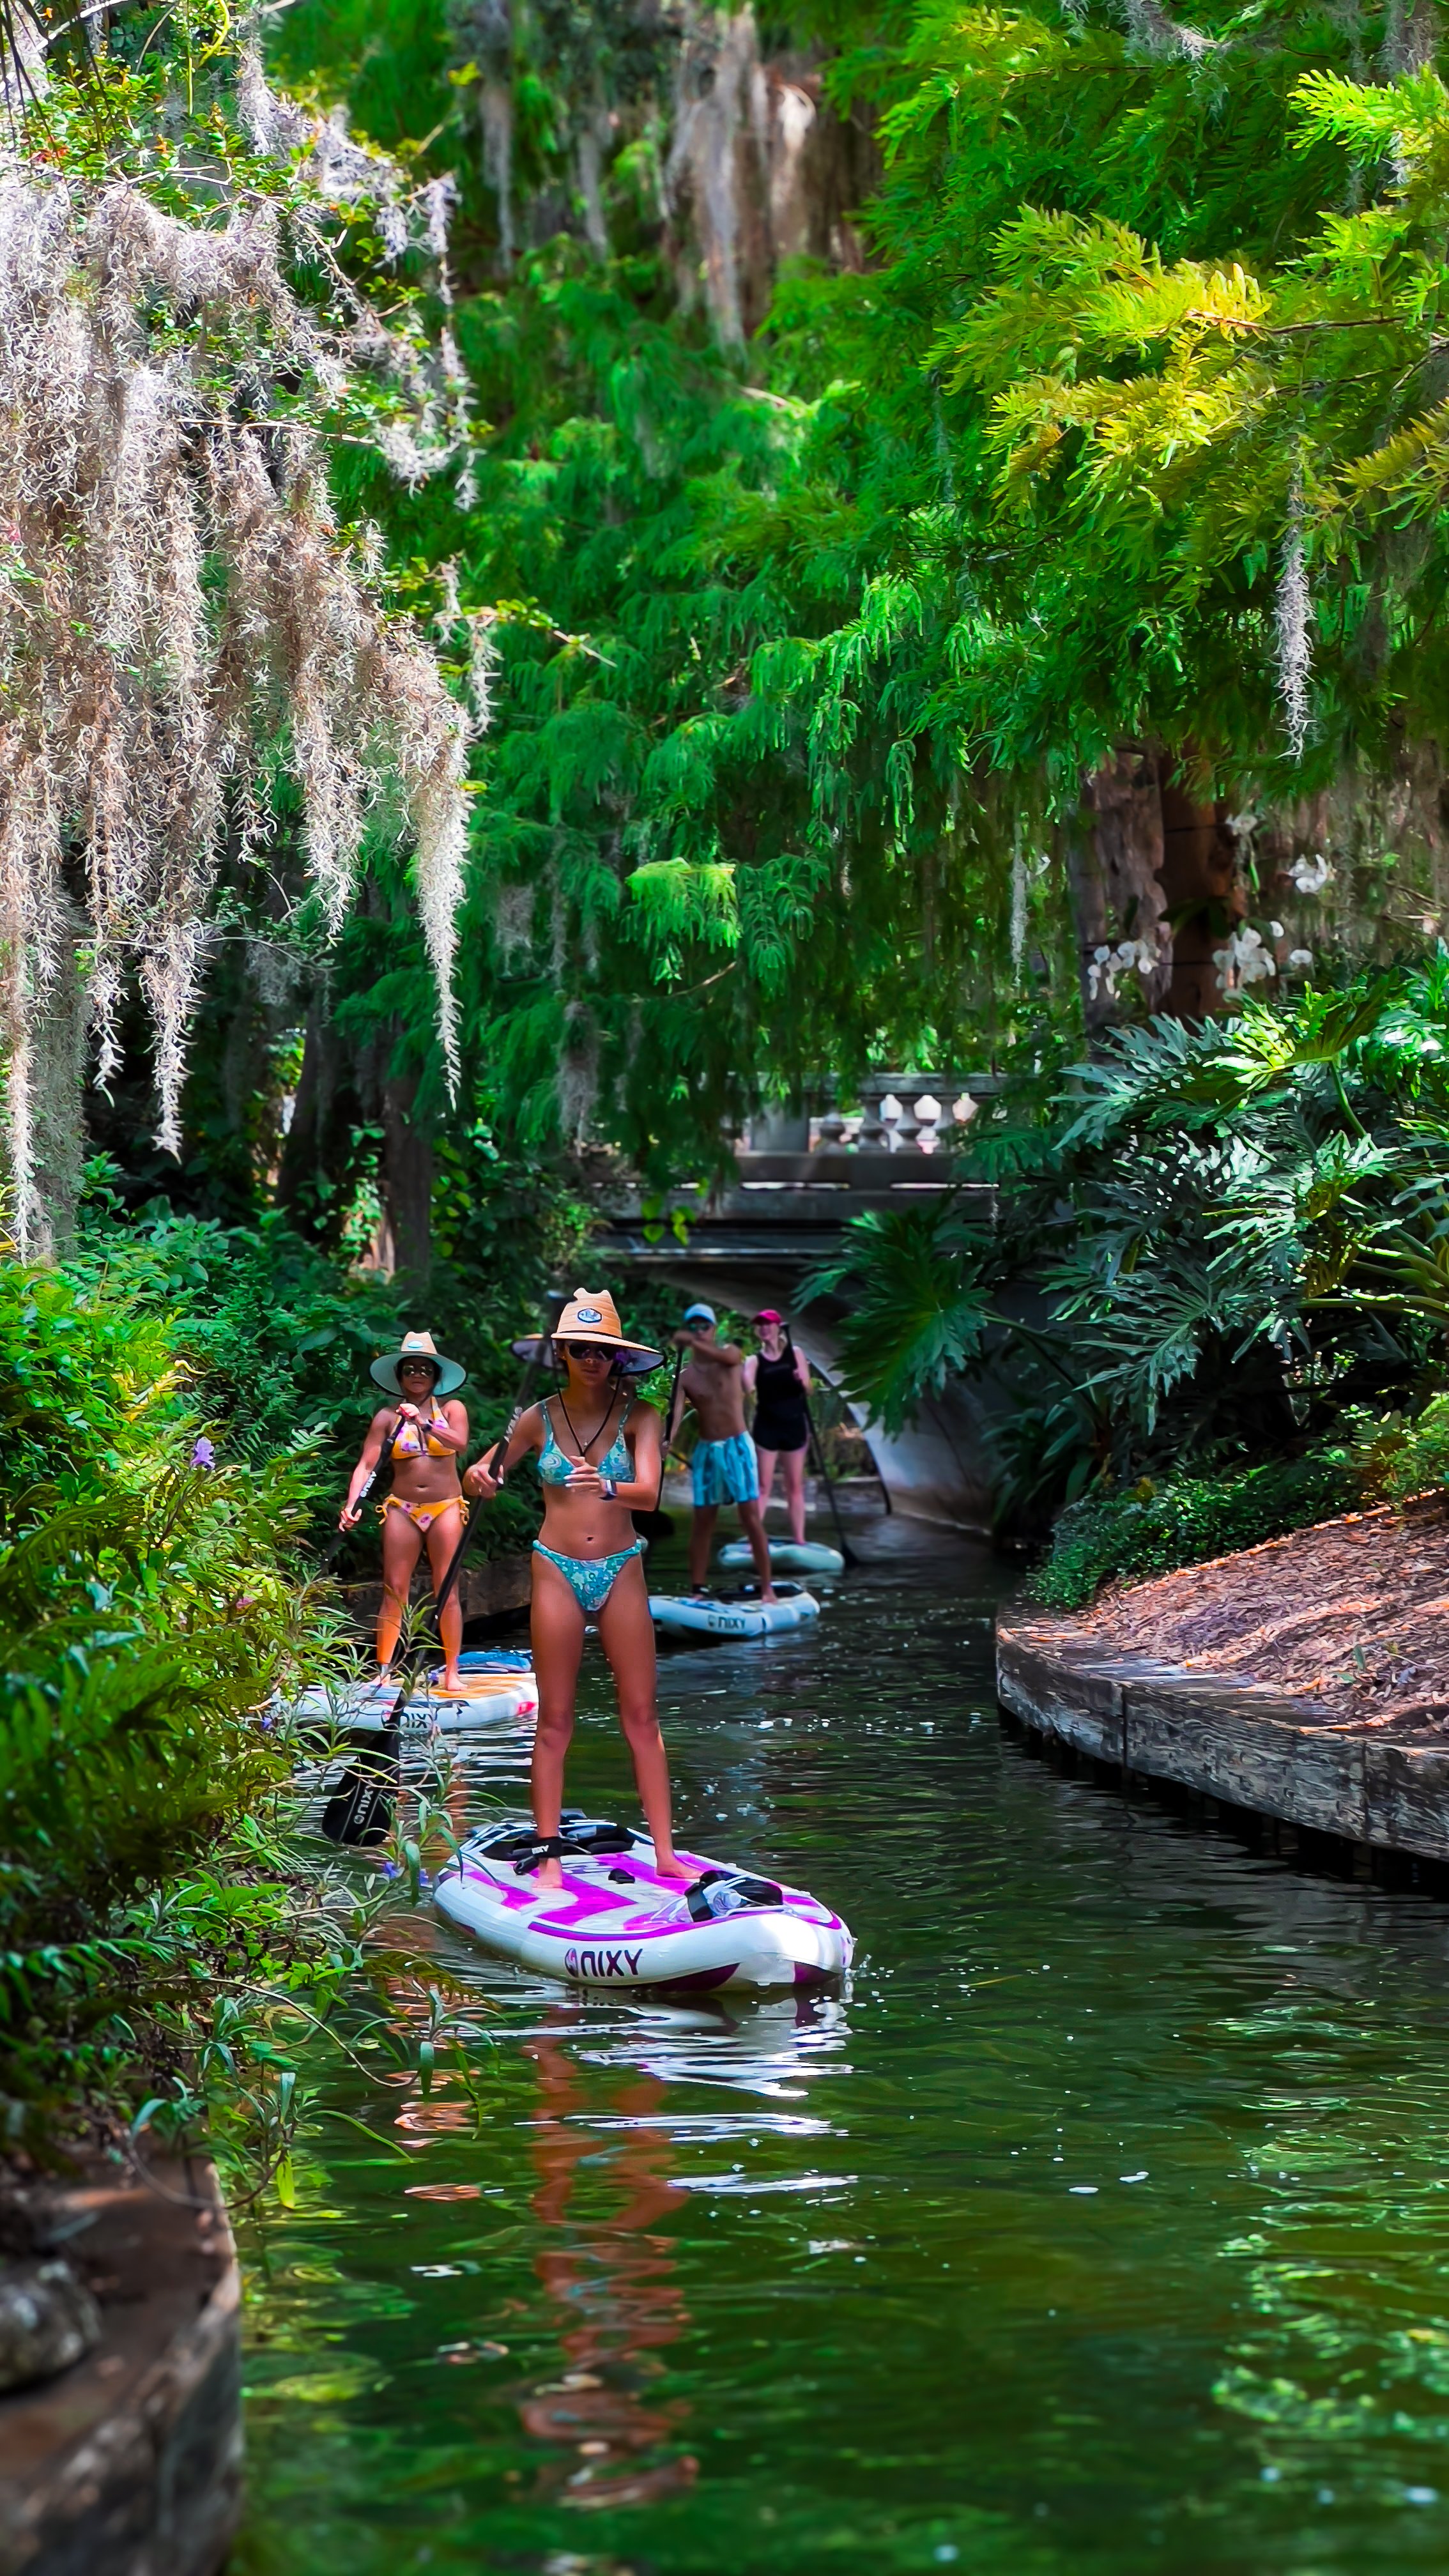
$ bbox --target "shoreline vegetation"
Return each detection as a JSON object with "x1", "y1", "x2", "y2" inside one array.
[
  {"x1": 1035, "y1": 1503, "x2": 1449, "y2": 1730},
  {"x1": 995, "y1": 1500, "x2": 1449, "y2": 1877},
  {"x1": 13, "y1": 0, "x2": 1449, "y2": 2520},
  {"x1": 0, "y1": 1170, "x2": 556, "y2": 2222},
  {"x1": 0, "y1": 1198, "x2": 374, "y2": 2207}
]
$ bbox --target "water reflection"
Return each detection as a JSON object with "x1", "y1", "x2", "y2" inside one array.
[
  {"x1": 506, "y1": 1986, "x2": 857, "y2": 2508},
  {"x1": 519, "y1": 2014, "x2": 698, "y2": 2511}
]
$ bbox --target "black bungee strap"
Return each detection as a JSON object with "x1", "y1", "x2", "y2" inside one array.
[
  {"x1": 491, "y1": 1820, "x2": 637, "y2": 1874},
  {"x1": 512, "y1": 1834, "x2": 569, "y2": 1874},
  {"x1": 686, "y1": 1867, "x2": 785, "y2": 1922}
]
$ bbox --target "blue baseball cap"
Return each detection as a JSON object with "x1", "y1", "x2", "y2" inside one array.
[{"x1": 683, "y1": 1303, "x2": 716, "y2": 1326}]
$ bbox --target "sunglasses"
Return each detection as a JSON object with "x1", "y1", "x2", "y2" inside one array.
[
  {"x1": 399, "y1": 1361, "x2": 436, "y2": 1376},
  {"x1": 565, "y1": 1339, "x2": 612, "y2": 1360}
]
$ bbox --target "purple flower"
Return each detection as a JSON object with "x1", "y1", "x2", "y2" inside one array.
[{"x1": 192, "y1": 1437, "x2": 215, "y2": 1469}]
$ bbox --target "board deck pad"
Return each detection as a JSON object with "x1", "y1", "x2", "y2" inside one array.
[{"x1": 434, "y1": 1813, "x2": 852, "y2": 1991}]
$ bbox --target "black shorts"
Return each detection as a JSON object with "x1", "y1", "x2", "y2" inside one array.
[{"x1": 753, "y1": 1413, "x2": 808, "y2": 1455}]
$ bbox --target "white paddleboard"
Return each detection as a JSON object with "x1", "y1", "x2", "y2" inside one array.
[
  {"x1": 719, "y1": 1538, "x2": 845, "y2": 1575},
  {"x1": 648, "y1": 1581, "x2": 821, "y2": 1639},
  {"x1": 289, "y1": 1649, "x2": 538, "y2": 1735},
  {"x1": 433, "y1": 1813, "x2": 852, "y2": 1991}
]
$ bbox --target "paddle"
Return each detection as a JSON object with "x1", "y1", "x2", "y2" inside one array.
[
  {"x1": 317, "y1": 1401, "x2": 412, "y2": 1846},
  {"x1": 433, "y1": 1293, "x2": 567, "y2": 1624},
  {"x1": 318, "y1": 1407, "x2": 401, "y2": 1572},
  {"x1": 790, "y1": 1334, "x2": 861, "y2": 1570},
  {"x1": 632, "y1": 1345, "x2": 683, "y2": 1545},
  {"x1": 320, "y1": 1713, "x2": 401, "y2": 1846},
  {"x1": 323, "y1": 1316, "x2": 554, "y2": 1851}
]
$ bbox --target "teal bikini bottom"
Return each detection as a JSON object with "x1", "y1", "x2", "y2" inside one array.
[{"x1": 533, "y1": 1537, "x2": 646, "y2": 1613}]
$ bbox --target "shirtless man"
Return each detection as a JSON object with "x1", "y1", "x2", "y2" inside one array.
[{"x1": 668, "y1": 1303, "x2": 776, "y2": 1601}]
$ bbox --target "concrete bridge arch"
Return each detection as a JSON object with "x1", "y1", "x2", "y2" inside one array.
[{"x1": 610, "y1": 1239, "x2": 997, "y2": 1534}]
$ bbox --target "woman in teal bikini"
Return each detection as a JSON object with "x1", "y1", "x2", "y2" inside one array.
[{"x1": 463, "y1": 1290, "x2": 685, "y2": 1890}]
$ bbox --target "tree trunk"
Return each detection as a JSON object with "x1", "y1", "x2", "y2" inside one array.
[
  {"x1": 1159, "y1": 785, "x2": 1244, "y2": 1018},
  {"x1": 1067, "y1": 751, "x2": 1172, "y2": 1032},
  {"x1": 664, "y1": 9, "x2": 876, "y2": 348},
  {"x1": 1068, "y1": 751, "x2": 1241, "y2": 1032},
  {"x1": 379, "y1": 1066, "x2": 433, "y2": 1292},
  {"x1": 276, "y1": 997, "x2": 356, "y2": 1237}
]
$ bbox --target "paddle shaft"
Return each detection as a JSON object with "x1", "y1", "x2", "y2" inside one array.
[
  {"x1": 802, "y1": 1397, "x2": 859, "y2": 1566},
  {"x1": 786, "y1": 1335, "x2": 860, "y2": 1568},
  {"x1": 434, "y1": 1296, "x2": 568, "y2": 1621},
  {"x1": 631, "y1": 1347, "x2": 684, "y2": 1542},
  {"x1": 319, "y1": 1409, "x2": 402, "y2": 1571},
  {"x1": 320, "y1": 1392, "x2": 408, "y2": 1841}
]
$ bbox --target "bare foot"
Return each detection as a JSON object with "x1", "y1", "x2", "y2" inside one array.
[
  {"x1": 442, "y1": 1667, "x2": 463, "y2": 1694},
  {"x1": 533, "y1": 1857, "x2": 564, "y2": 1891},
  {"x1": 653, "y1": 1855, "x2": 694, "y2": 1882},
  {"x1": 762, "y1": 1588, "x2": 778, "y2": 1604}
]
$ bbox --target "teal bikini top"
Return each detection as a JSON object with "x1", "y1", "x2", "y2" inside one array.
[{"x1": 538, "y1": 1396, "x2": 631, "y2": 1486}]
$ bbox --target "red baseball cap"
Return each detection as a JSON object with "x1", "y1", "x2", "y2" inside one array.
[{"x1": 755, "y1": 1308, "x2": 783, "y2": 1323}]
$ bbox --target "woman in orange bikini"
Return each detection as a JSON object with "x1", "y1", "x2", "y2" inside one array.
[{"x1": 339, "y1": 1330, "x2": 469, "y2": 1692}]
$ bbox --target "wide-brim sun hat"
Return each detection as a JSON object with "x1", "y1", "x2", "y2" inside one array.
[
  {"x1": 369, "y1": 1329, "x2": 467, "y2": 1397},
  {"x1": 513, "y1": 1288, "x2": 663, "y2": 1377}
]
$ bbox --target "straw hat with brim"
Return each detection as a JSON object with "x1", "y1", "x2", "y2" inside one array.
[
  {"x1": 370, "y1": 1330, "x2": 467, "y2": 1397},
  {"x1": 518, "y1": 1289, "x2": 663, "y2": 1376}
]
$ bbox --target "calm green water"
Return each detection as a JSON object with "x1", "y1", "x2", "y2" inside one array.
[{"x1": 236, "y1": 1525, "x2": 1449, "y2": 2575}]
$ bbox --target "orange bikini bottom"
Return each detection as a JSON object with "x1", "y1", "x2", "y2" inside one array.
[{"x1": 378, "y1": 1492, "x2": 468, "y2": 1535}]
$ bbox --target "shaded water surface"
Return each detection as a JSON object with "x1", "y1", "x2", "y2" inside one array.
[{"x1": 237, "y1": 1526, "x2": 1449, "y2": 2574}]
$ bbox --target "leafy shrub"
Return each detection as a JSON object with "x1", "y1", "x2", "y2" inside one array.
[
  {"x1": 67, "y1": 1172, "x2": 542, "y2": 1565},
  {"x1": 1347, "y1": 1395, "x2": 1449, "y2": 1506},
  {"x1": 812, "y1": 967, "x2": 1449, "y2": 1534},
  {"x1": 1030, "y1": 1453, "x2": 1360, "y2": 1611},
  {"x1": 0, "y1": 1239, "x2": 349, "y2": 2161}
]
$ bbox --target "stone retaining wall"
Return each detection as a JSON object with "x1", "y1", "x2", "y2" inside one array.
[
  {"x1": 0, "y1": 2159, "x2": 240, "y2": 2576},
  {"x1": 997, "y1": 1616, "x2": 1449, "y2": 1863}
]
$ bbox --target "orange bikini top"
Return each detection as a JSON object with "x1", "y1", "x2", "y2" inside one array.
[{"x1": 390, "y1": 1412, "x2": 453, "y2": 1460}]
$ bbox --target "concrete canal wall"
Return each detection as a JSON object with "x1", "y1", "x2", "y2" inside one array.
[{"x1": 997, "y1": 1613, "x2": 1449, "y2": 1873}]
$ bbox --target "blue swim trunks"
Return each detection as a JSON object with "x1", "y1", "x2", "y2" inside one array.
[{"x1": 691, "y1": 1432, "x2": 760, "y2": 1508}]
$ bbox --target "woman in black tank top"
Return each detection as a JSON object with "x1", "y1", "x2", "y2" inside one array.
[{"x1": 742, "y1": 1310, "x2": 812, "y2": 1543}]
